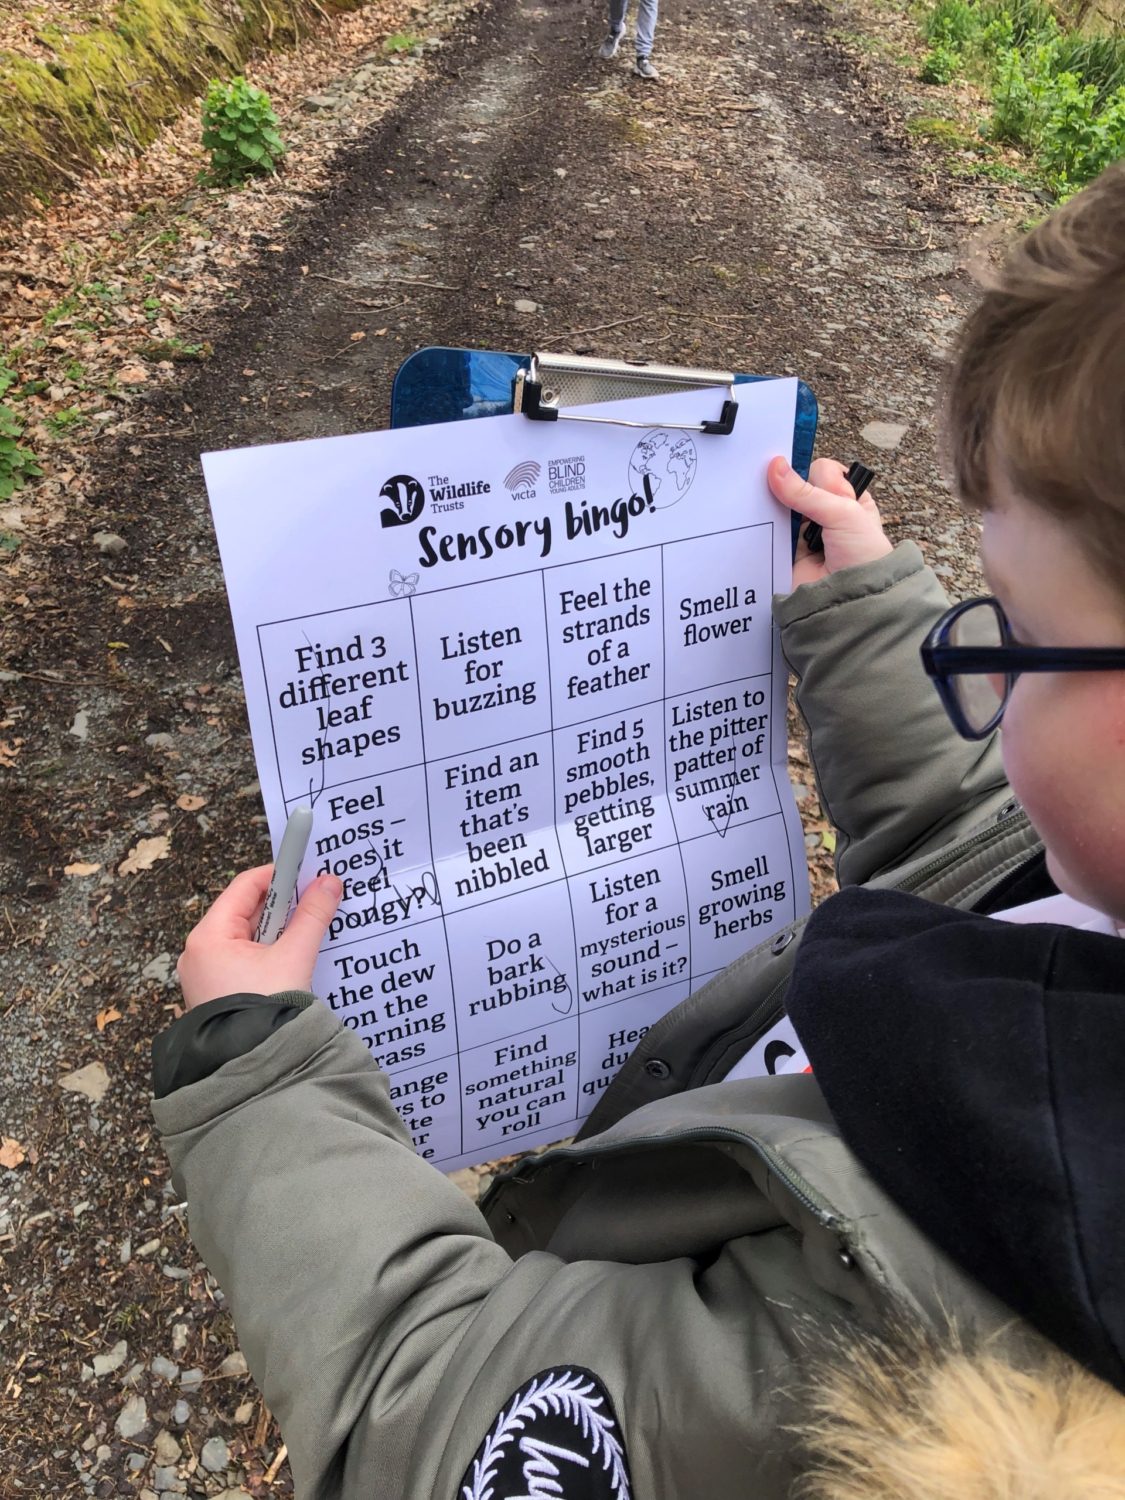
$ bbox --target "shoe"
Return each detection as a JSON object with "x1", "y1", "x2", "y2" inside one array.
[
  {"x1": 633, "y1": 54, "x2": 659, "y2": 78},
  {"x1": 598, "y1": 29, "x2": 623, "y2": 59}
]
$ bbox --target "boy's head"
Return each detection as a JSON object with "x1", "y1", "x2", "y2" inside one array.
[{"x1": 945, "y1": 164, "x2": 1125, "y2": 921}]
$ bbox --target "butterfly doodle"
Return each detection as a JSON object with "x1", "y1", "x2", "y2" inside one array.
[{"x1": 388, "y1": 568, "x2": 419, "y2": 598}]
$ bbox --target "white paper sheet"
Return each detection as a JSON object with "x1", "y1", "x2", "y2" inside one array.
[{"x1": 203, "y1": 380, "x2": 810, "y2": 1169}]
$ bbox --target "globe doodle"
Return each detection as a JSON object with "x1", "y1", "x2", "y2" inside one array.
[{"x1": 628, "y1": 430, "x2": 699, "y2": 509}]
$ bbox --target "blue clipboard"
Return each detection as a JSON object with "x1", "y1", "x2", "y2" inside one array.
[{"x1": 390, "y1": 347, "x2": 817, "y2": 553}]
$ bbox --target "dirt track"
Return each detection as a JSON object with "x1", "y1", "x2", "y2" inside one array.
[{"x1": 0, "y1": 0, "x2": 1006, "y2": 1489}]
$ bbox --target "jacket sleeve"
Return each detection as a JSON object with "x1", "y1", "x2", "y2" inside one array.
[
  {"x1": 775, "y1": 542, "x2": 1011, "y2": 886},
  {"x1": 153, "y1": 1002, "x2": 519, "y2": 1498}
]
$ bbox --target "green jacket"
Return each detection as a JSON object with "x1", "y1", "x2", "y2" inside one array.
[{"x1": 153, "y1": 544, "x2": 1058, "y2": 1500}]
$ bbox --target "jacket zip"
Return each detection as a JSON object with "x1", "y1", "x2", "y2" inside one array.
[{"x1": 894, "y1": 802, "x2": 1027, "y2": 896}]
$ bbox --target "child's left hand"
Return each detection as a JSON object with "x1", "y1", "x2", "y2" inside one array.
[{"x1": 177, "y1": 865, "x2": 343, "y2": 1010}]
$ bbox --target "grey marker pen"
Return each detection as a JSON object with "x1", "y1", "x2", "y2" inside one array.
[{"x1": 256, "y1": 805, "x2": 314, "y2": 944}]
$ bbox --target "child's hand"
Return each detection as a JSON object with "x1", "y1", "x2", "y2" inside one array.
[
  {"x1": 768, "y1": 455, "x2": 893, "y2": 588},
  {"x1": 177, "y1": 865, "x2": 343, "y2": 1010}
]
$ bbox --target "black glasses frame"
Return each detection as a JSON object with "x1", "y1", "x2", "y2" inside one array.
[{"x1": 920, "y1": 596, "x2": 1125, "y2": 741}]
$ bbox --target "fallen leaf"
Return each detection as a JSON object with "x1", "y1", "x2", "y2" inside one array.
[
  {"x1": 119, "y1": 834, "x2": 171, "y2": 875},
  {"x1": 175, "y1": 794, "x2": 207, "y2": 812},
  {"x1": 58, "y1": 1061, "x2": 111, "y2": 1103},
  {"x1": 0, "y1": 1137, "x2": 27, "y2": 1170},
  {"x1": 821, "y1": 829, "x2": 837, "y2": 854},
  {"x1": 64, "y1": 861, "x2": 101, "y2": 876},
  {"x1": 349, "y1": 330, "x2": 365, "y2": 342},
  {"x1": 96, "y1": 1006, "x2": 123, "y2": 1031},
  {"x1": 117, "y1": 363, "x2": 149, "y2": 384},
  {"x1": 0, "y1": 740, "x2": 21, "y2": 767}
]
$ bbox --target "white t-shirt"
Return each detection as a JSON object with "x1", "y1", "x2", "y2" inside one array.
[{"x1": 726, "y1": 891, "x2": 1121, "y2": 1083}]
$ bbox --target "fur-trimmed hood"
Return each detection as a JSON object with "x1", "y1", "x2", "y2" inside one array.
[{"x1": 797, "y1": 1330, "x2": 1125, "y2": 1500}]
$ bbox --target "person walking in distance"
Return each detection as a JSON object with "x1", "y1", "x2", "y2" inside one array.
[{"x1": 598, "y1": 0, "x2": 659, "y2": 78}]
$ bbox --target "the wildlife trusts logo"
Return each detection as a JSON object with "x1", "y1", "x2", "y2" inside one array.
[
  {"x1": 379, "y1": 473, "x2": 426, "y2": 528},
  {"x1": 504, "y1": 460, "x2": 541, "y2": 501}
]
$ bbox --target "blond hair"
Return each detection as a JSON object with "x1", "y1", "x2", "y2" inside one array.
[{"x1": 945, "y1": 163, "x2": 1125, "y2": 595}]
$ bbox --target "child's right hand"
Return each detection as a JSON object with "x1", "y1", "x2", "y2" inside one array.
[{"x1": 768, "y1": 455, "x2": 894, "y2": 588}]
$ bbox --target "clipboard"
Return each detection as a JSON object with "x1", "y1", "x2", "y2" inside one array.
[{"x1": 390, "y1": 348, "x2": 818, "y2": 549}]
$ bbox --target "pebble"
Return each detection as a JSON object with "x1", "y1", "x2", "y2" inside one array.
[
  {"x1": 144, "y1": 732, "x2": 176, "y2": 750},
  {"x1": 303, "y1": 93, "x2": 340, "y2": 111},
  {"x1": 161, "y1": 1263, "x2": 190, "y2": 1280},
  {"x1": 136, "y1": 1238, "x2": 162, "y2": 1257},
  {"x1": 141, "y1": 953, "x2": 174, "y2": 984},
  {"x1": 115, "y1": 1394, "x2": 148, "y2": 1440},
  {"x1": 92, "y1": 530, "x2": 128, "y2": 556},
  {"x1": 179, "y1": 1367, "x2": 203, "y2": 1391},
  {"x1": 153, "y1": 1431, "x2": 182, "y2": 1465},
  {"x1": 200, "y1": 1436, "x2": 229, "y2": 1472},
  {"x1": 69, "y1": 709, "x2": 90, "y2": 741},
  {"x1": 219, "y1": 1350, "x2": 248, "y2": 1378},
  {"x1": 119, "y1": 1237, "x2": 132, "y2": 1265},
  {"x1": 171, "y1": 1400, "x2": 191, "y2": 1426},
  {"x1": 152, "y1": 1464, "x2": 185, "y2": 1492},
  {"x1": 513, "y1": 298, "x2": 538, "y2": 313},
  {"x1": 95, "y1": 1444, "x2": 111, "y2": 1464},
  {"x1": 92, "y1": 1340, "x2": 128, "y2": 1377},
  {"x1": 140, "y1": 1491, "x2": 159, "y2": 1500},
  {"x1": 123, "y1": 1361, "x2": 146, "y2": 1387},
  {"x1": 171, "y1": 1322, "x2": 189, "y2": 1354},
  {"x1": 234, "y1": 1400, "x2": 255, "y2": 1424},
  {"x1": 151, "y1": 1356, "x2": 180, "y2": 1381},
  {"x1": 860, "y1": 420, "x2": 909, "y2": 451},
  {"x1": 127, "y1": 1452, "x2": 148, "y2": 1472}
]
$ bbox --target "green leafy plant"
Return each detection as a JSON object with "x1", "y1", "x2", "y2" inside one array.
[
  {"x1": 922, "y1": 42, "x2": 962, "y2": 80},
  {"x1": 382, "y1": 30, "x2": 422, "y2": 53},
  {"x1": 0, "y1": 361, "x2": 42, "y2": 500},
  {"x1": 201, "y1": 76, "x2": 285, "y2": 186}
]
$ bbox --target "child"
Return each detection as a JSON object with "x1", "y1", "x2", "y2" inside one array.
[{"x1": 155, "y1": 165, "x2": 1125, "y2": 1499}]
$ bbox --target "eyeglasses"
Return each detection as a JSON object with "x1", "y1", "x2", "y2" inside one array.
[{"x1": 920, "y1": 596, "x2": 1125, "y2": 740}]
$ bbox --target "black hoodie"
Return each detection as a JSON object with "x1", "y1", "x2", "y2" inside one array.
[{"x1": 787, "y1": 886, "x2": 1125, "y2": 1393}]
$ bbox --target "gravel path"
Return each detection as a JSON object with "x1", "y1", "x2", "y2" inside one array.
[{"x1": 0, "y1": 0, "x2": 1018, "y2": 1489}]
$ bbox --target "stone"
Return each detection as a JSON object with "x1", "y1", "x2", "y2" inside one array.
[
  {"x1": 115, "y1": 1394, "x2": 148, "y2": 1440},
  {"x1": 170, "y1": 1322, "x2": 189, "y2": 1354},
  {"x1": 140, "y1": 1492, "x2": 159, "y2": 1500},
  {"x1": 512, "y1": 298, "x2": 538, "y2": 313},
  {"x1": 860, "y1": 420, "x2": 908, "y2": 451},
  {"x1": 200, "y1": 1436, "x2": 229, "y2": 1473},
  {"x1": 151, "y1": 1356, "x2": 179, "y2": 1381},
  {"x1": 234, "y1": 1400, "x2": 255, "y2": 1424},
  {"x1": 95, "y1": 1445, "x2": 111, "y2": 1464},
  {"x1": 218, "y1": 1351, "x2": 248, "y2": 1378},
  {"x1": 141, "y1": 953, "x2": 173, "y2": 985},
  {"x1": 152, "y1": 1464, "x2": 185, "y2": 1492},
  {"x1": 153, "y1": 1431, "x2": 181, "y2": 1465},
  {"x1": 179, "y1": 1367, "x2": 203, "y2": 1390},
  {"x1": 302, "y1": 93, "x2": 340, "y2": 112},
  {"x1": 92, "y1": 531, "x2": 128, "y2": 557},
  {"x1": 92, "y1": 1340, "x2": 127, "y2": 1377},
  {"x1": 58, "y1": 1062, "x2": 110, "y2": 1104},
  {"x1": 161, "y1": 1263, "x2": 190, "y2": 1280},
  {"x1": 69, "y1": 709, "x2": 90, "y2": 741},
  {"x1": 126, "y1": 1452, "x2": 148, "y2": 1472},
  {"x1": 119, "y1": 1237, "x2": 132, "y2": 1265},
  {"x1": 122, "y1": 1361, "x2": 146, "y2": 1387},
  {"x1": 171, "y1": 1400, "x2": 191, "y2": 1426},
  {"x1": 144, "y1": 733, "x2": 176, "y2": 750}
]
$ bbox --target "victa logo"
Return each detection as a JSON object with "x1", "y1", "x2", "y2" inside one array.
[
  {"x1": 504, "y1": 460, "x2": 541, "y2": 501},
  {"x1": 379, "y1": 474, "x2": 426, "y2": 527}
]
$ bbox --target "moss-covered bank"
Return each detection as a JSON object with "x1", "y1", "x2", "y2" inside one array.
[{"x1": 0, "y1": 0, "x2": 364, "y2": 215}]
